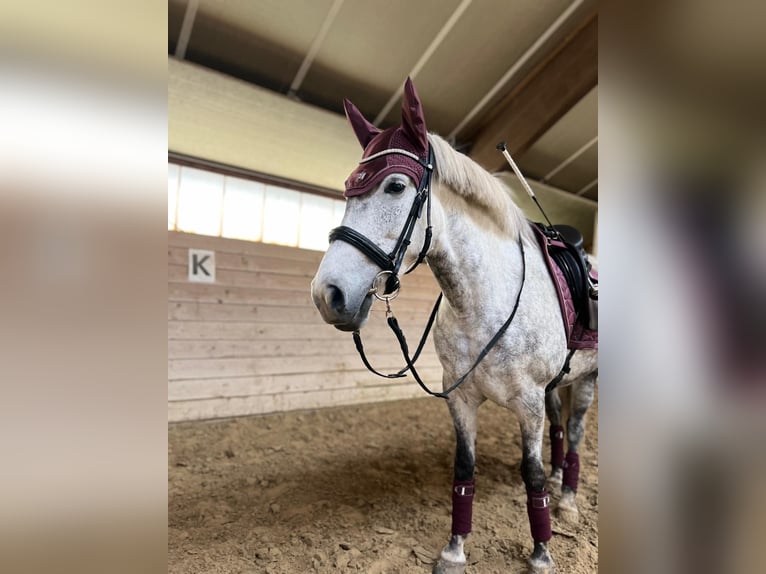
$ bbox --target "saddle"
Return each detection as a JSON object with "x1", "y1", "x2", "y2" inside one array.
[{"x1": 531, "y1": 222, "x2": 598, "y2": 350}]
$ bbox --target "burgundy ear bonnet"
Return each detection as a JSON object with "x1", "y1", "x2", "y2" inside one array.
[{"x1": 343, "y1": 78, "x2": 429, "y2": 197}]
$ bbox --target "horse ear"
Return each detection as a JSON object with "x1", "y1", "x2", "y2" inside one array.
[
  {"x1": 400, "y1": 77, "x2": 428, "y2": 153},
  {"x1": 343, "y1": 98, "x2": 381, "y2": 148}
]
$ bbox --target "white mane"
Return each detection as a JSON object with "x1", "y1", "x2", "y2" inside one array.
[{"x1": 428, "y1": 134, "x2": 532, "y2": 241}]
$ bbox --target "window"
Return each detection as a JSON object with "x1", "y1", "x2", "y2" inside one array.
[
  {"x1": 175, "y1": 167, "x2": 224, "y2": 236},
  {"x1": 299, "y1": 193, "x2": 342, "y2": 250},
  {"x1": 222, "y1": 177, "x2": 264, "y2": 241},
  {"x1": 262, "y1": 186, "x2": 301, "y2": 247},
  {"x1": 168, "y1": 162, "x2": 346, "y2": 251},
  {"x1": 168, "y1": 164, "x2": 179, "y2": 230}
]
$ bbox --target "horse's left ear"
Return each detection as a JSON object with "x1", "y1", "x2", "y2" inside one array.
[
  {"x1": 400, "y1": 77, "x2": 428, "y2": 153},
  {"x1": 344, "y1": 98, "x2": 381, "y2": 149}
]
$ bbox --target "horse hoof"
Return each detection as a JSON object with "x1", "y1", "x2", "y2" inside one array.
[
  {"x1": 547, "y1": 469, "x2": 563, "y2": 495},
  {"x1": 432, "y1": 558, "x2": 466, "y2": 574},
  {"x1": 555, "y1": 492, "x2": 579, "y2": 524},
  {"x1": 546, "y1": 476, "x2": 562, "y2": 495},
  {"x1": 528, "y1": 556, "x2": 556, "y2": 574}
]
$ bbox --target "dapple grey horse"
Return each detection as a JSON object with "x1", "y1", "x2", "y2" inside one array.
[{"x1": 311, "y1": 79, "x2": 597, "y2": 574}]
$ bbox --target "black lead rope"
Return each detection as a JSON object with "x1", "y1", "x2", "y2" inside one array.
[
  {"x1": 382, "y1": 239, "x2": 526, "y2": 399},
  {"x1": 352, "y1": 293, "x2": 443, "y2": 379}
]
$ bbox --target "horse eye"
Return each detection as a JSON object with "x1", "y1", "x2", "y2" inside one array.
[{"x1": 385, "y1": 181, "x2": 406, "y2": 194}]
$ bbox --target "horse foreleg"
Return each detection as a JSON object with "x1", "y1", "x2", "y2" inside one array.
[
  {"x1": 433, "y1": 396, "x2": 479, "y2": 574},
  {"x1": 545, "y1": 388, "x2": 564, "y2": 493},
  {"x1": 517, "y1": 387, "x2": 555, "y2": 574},
  {"x1": 556, "y1": 374, "x2": 596, "y2": 524}
]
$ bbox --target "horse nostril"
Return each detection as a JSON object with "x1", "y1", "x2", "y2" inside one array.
[{"x1": 325, "y1": 284, "x2": 345, "y2": 314}]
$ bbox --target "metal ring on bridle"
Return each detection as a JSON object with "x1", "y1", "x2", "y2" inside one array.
[{"x1": 369, "y1": 270, "x2": 400, "y2": 301}]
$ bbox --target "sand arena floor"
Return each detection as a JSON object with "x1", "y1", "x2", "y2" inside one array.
[{"x1": 169, "y1": 393, "x2": 598, "y2": 573}]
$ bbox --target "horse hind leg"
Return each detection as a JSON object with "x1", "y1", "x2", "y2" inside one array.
[
  {"x1": 545, "y1": 388, "x2": 564, "y2": 493},
  {"x1": 555, "y1": 373, "x2": 596, "y2": 525},
  {"x1": 433, "y1": 396, "x2": 479, "y2": 574},
  {"x1": 517, "y1": 386, "x2": 556, "y2": 574}
]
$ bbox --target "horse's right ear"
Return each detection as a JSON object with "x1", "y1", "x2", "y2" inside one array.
[{"x1": 343, "y1": 98, "x2": 381, "y2": 149}]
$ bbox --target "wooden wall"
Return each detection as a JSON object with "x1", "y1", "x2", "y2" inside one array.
[{"x1": 168, "y1": 231, "x2": 442, "y2": 422}]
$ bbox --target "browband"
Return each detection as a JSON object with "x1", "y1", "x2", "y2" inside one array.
[{"x1": 359, "y1": 148, "x2": 426, "y2": 165}]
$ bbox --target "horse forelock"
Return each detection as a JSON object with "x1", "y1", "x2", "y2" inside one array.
[{"x1": 428, "y1": 134, "x2": 531, "y2": 241}]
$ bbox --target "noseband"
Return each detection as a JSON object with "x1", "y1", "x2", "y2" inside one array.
[{"x1": 328, "y1": 145, "x2": 435, "y2": 298}]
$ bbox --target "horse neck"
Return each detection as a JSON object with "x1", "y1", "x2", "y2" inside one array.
[{"x1": 425, "y1": 185, "x2": 527, "y2": 318}]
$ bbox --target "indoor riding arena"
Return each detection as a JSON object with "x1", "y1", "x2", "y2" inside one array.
[{"x1": 168, "y1": 1, "x2": 599, "y2": 573}]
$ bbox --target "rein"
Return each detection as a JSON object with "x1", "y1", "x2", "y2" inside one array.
[
  {"x1": 387, "y1": 239, "x2": 526, "y2": 399},
  {"x1": 352, "y1": 240, "x2": 526, "y2": 398},
  {"x1": 329, "y1": 144, "x2": 528, "y2": 399}
]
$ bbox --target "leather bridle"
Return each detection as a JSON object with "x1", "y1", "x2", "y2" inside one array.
[
  {"x1": 327, "y1": 143, "x2": 528, "y2": 399},
  {"x1": 328, "y1": 145, "x2": 435, "y2": 299}
]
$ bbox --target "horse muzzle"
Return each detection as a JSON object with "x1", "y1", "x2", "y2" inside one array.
[{"x1": 311, "y1": 281, "x2": 374, "y2": 331}]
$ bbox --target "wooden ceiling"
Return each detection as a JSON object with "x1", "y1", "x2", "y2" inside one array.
[{"x1": 169, "y1": 0, "x2": 598, "y2": 200}]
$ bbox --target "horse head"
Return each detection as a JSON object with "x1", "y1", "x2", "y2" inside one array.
[{"x1": 311, "y1": 78, "x2": 432, "y2": 331}]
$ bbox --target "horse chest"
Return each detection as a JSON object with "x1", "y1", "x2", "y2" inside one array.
[{"x1": 432, "y1": 304, "x2": 564, "y2": 395}]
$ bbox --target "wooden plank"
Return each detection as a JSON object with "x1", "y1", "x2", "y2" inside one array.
[
  {"x1": 168, "y1": 367, "x2": 444, "y2": 400},
  {"x1": 168, "y1": 338, "x2": 438, "y2": 360},
  {"x1": 168, "y1": 384, "x2": 428, "y2": 422},
  {"x1": 169, "y1": 265, "x2": 437, "y2": 295},
  {"x1": 167, "y1": 339, "x2": 438, "y2": 363},
  {"x1": 167, "y1": 301, "x2": 437, "y2": 325},
  {"x1": 168, "y1": 262, "x2": 437, "y2": 291},
  {"x1": 168, "y1": 284, "x2": 439, "y2": 313},
  {"x1": 168, "y1": 233, "x2": 440, "y2": 287},
  {"x1": 169, "y1": 320, "x2": 318, "y2": 341},
  {"x1": 168, "y1": 247, "x2": 320, "y2": 276},
  {"x1": 468, "y1": 15, "x2": 598, "y2": 172},
  {"x1": 169, "y1": 230, "x2": 326, "y2": 262},
  {"x1": 168, "y1": 301, "x2": 317, "y2": 323},
  {"x1": 169, "y1": 283, "x2": 315, "y2": 306},
  {"x1": 168, "y1": 264, "x2": 311, "y2": 291},
  {"x1": 168, "y1": 319, "x2": 442, "y2": 341},
  {"x1": 168, "y1": 352, "x2": 441, "y2": 380},
  {"x1": 166, "y1": 282, "x2": 440, "y2": 304},
  {"x1": 168, "y1": 339, "x2": 345, "y2": 359},
  {"x1": 168, "y1": 247, "x2": 440, "y2": 289},
  {"x1": 165, "y1": 295, "x2": 437, "y2": 320}
]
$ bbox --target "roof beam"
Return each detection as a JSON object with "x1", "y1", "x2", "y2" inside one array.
[
  {"x1": 175, "y1": 0, "x2": 200, "y2": 60},
  {"x1": 542, "y1": 135, "x2": 597, "y2": 183},
  {"x1": 468, "y1": 14, "x2": 597, "y2": 172},
  {"x1": 288, "y1": 0, "x2": 345, "y2": 96},
  {"x1": 448, "y1": 0, "x2": 586, "y2": 141},
  {"x1": 373, "y1": 0, "x2": 473, "y2": 126},
  {"x1": 576, "y1": 178, "x2": 598, "y2": 196}
]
